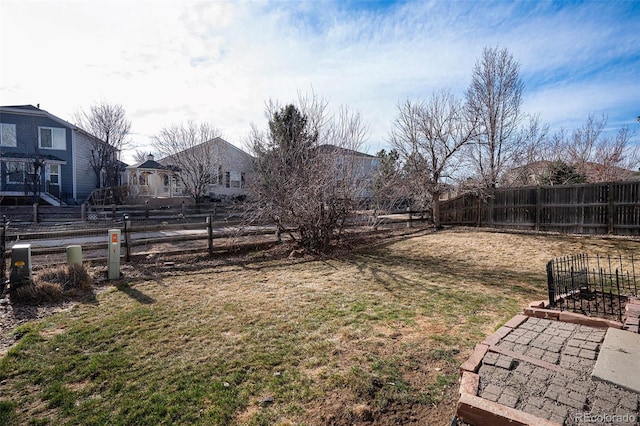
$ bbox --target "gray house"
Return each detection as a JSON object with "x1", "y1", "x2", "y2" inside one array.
[
  {"x1": 158, "y1": 137, "x2": 254, "y2": 201},
  {"x1": 0, "y1": 105, "x2": 110, "y2": 205}
]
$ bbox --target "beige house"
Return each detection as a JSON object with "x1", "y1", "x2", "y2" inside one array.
[{"x1": 126, "y1": 138, "x2": 253, "y2": 202}]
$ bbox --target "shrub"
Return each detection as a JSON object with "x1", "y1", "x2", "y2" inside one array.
[{"x1": 9, "y1": 264, "x2": 93, "y2": 303}]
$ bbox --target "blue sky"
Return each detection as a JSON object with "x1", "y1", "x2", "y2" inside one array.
[{"x1": 1, "y1": 0, "x2": 638, "y2": 163}]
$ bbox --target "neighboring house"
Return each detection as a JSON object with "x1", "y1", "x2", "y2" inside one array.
[
  {"x1": 0, "y1": 105, "x2": 111, "y2": 205},
  {"x1": 125, "y1": 154, "x2": 178, "y2": 199},
  {"x1": 507, "y1": 160, "x2": 639, "y2": 187},
  {"x1": 127, "y1": 138, "x2": 254, "y2": 201},
  {"x1": 207, "y1": 138, "x2": 253, "y2": 199},
  {"x1": 316, "y1": 144, "x2": 379, "y2": 198}
]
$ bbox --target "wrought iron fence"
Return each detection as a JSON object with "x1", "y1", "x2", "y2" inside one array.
[{"x1": 546, "y1": 253, "x2": 639, "y2": 322}]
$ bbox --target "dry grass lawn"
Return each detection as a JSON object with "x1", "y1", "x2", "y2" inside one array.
[{"x1": 0, "y1": 228, "x2": 638, "y2": 425}]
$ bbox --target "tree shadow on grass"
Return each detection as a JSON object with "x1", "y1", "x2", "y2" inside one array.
[
  {"x1": 116, "y1": 283, "x2": 155, "y2": 304},
  {"x1": 346, "y1": 250, "x2": 546, "y2": 301}
]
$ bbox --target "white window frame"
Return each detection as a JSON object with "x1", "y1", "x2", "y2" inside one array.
[
  {"x1": 39, "y1": 127, "x2": 66, "y2": 150},
  {"x1": 46, "y1": 163, "x2": 60, "y2": 185},
  {"x1": 0, "y1": 123, "x2": 17, "y2": 147}
]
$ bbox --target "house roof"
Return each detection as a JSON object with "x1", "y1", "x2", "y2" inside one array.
[
  {"x1": 0, "y1": 104, "x2": 79, "y2": 130},
  {"x1": 0, "y1": 152, "x2": 66, "y2": 163},
  {"x1": 316, "y1": 144, "x2": 375, "y2": 158},
  {"x1": 128, "y1": 159, "x2": 167, "y2": 170},
  {"x1": 2, "y1": 105, "x2": 42, "y2": 112},
  {"x1": 158, "y1": 137, "x2": 254, "y2": 165}
]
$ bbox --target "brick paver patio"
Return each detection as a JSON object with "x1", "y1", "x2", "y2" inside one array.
[{"x1": 457, "y1": 309, "x2": 640, "y2": 426}]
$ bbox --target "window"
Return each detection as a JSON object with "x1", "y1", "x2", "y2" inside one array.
[
  {"x1": 39, "y1": 127, "x2": 66, "y2": 150},
  {"x1": 224, "y1": 171, "x2": 242, "y2": 188},
  {"x1": 47, "y1": 164, "x2": 59, "y2": 184},
  {"x1": 1, "y1": 123, "x2": 17, "y2": 147},
  {"x1": 6, "y1": 162, "x2": 25, "y2": 184},
  {"x1": 218, "y1": 166, "x2": 223, "y2": 185},
  {"x1": 229, "y1": 171, "x2": 241, "y2": 188}
]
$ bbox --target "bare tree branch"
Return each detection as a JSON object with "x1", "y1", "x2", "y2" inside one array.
[
  {"x1": 73, "y1": 101, "x2": 131, "y2": 192},
  {"x1": 246, "y1": 93, "x2": 369, "y2": 253},
  {"x1": 390, "y1": 90, "x2": 476, "y2": 226},
  {"x1": 465, "y1": 46, "x2": 525, "y2": 189},
  {"x1": 152, "y1": 122, "x2": 224, "y2": 203}
]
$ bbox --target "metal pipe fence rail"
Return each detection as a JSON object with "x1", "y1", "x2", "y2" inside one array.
[{"x1": 546, "y1": 253, "x2": 639, "y2": 322}]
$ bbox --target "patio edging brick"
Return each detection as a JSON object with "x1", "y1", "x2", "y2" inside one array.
[
  {"x1": 456, "y1": 393, "x2": 561, "y2": 426},
  {"x1": 460, "y1": 343, "x2": 489, "y2": 376},
  {"x1": 524, "y1": 306, "x2": 624, "y2": 329}
]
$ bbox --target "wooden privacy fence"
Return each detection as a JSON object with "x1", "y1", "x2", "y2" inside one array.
[{"x1": 439, "y1": 181, "x2": 640, "y2": 236}]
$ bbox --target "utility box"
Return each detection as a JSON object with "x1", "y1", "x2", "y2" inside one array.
[
  {"x1": 66, "y1": 245, "x2": 83, "y2": 267},
  {"x1": 10, "y1": 243, "x2": 33, "y2": 288},
  {"x1": 108, "y1": 229, "x2": 121, "y2": 280}
]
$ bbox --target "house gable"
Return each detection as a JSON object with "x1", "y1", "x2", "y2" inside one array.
[{"x1": 0, "y1": 105, "x2": 104, "y2": 204}]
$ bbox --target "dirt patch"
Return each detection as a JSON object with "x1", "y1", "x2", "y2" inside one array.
[
  {"x1": 550, "y1": 291, "x2": 628, "y2": 322},
  {"x1": 0, "y1": 299, "x2": 76, "y2": 355}
]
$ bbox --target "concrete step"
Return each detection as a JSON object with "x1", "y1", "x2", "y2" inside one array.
[{"x1": 592, "y1": 327, "x2": 640, "y2": 393}]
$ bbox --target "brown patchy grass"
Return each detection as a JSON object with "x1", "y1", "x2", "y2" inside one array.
[{"x1": 0, "y1": 228, "x2": 638, "y2": 425}]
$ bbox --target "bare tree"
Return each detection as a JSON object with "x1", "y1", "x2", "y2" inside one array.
[
  {"x1": 152, "y1": 122, "x2": 223, "y2": 204},
  {"x1": 132, "y1": 149, "x2": 160, "y2": 164},
  {"x1": 390, "y1": 90, "x2": 476, "y2": 227},
  {"x1": 73, "y1": 102, "x2": 131, "y2": 191},
  {"x1": 371, "y1": 148, "x2": 406, "y2": 212},
  {"x1": 563, "y1": 114, "x2": 638, "y2": 182},
  {"x1": 247, "y1": 93, "x2": 369, "y2": 253},
  {"x1": 465, "y1": 46, "x2": 525, "y2": 189},
  {"x1": 499, "y1": 114, "x2": 550, "y2": 187}
]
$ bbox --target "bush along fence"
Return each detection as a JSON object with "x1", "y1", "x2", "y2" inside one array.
[
  {"x1": 439, "y1": 180, "x2": 640, "y2": 236},
  {"x1": 546, "y1": 253, "x2": 639, "y2": 323}
]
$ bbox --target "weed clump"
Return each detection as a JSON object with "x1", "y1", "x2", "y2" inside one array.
[{"x1": 9, "y1": 264, "x2": 93, "y2": 303}]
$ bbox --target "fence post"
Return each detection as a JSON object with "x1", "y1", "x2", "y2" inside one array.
[
  {"x1": 607, "y1": 182, "x2": 614, "y2": 234},
  {"x1": 145, "y1": 201, "x2": 149, "y2": 220},
  {"x1": 406, "y1": 207, "x2": 412, "y2": 228},
  {"x1": 111, "y1": 204, "x2": 116, "y2": 221},
  {"x1": 123, "y1": 215, "x2": 131, "y2": 262},
  {"x1": 81, "y1": 202, "x2": 87, "y2": 222},
  {"x1": 488, "y1": 190, "x2": 495, "y2": 227},
  {"x1": 1, "y1": 216, "x2": 6, "y2": 285},
  {"x1": 546, "y1": 260, "x2": 555, "y2": 307},
  {"x1": 33, "y1": 203, "x2": 39, "y2": 224},
  {"x1": 207, "y1": 214, "x2": 214, "y2": 256},
  {"x1": 181, "y1": 200, "x2": 185, "y2": 217},
  {"x1": 535, "y1": 186, "x2": 541, "y2": 232}
]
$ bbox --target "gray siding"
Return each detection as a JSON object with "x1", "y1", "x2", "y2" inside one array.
[
  {"x1": 207, "y1": 141, "x2": 254, "y2": 198},
  {"x1": 73, "y1": 131, "x2": 99, "y2": 202}
]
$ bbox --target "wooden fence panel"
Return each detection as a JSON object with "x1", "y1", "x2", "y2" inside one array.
[
  {"x1": 439, "y1": 194, "x2": 479, "y2": 226},
  {"x1": 440, "y1": 181, "x2": 640, "y2": 236},
  {"x1": 613, "y1": 181, "x2": 640, "y2": 235},
  {"x1": 491, "y1": 187, "x2": 537, "y2": 229}
]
